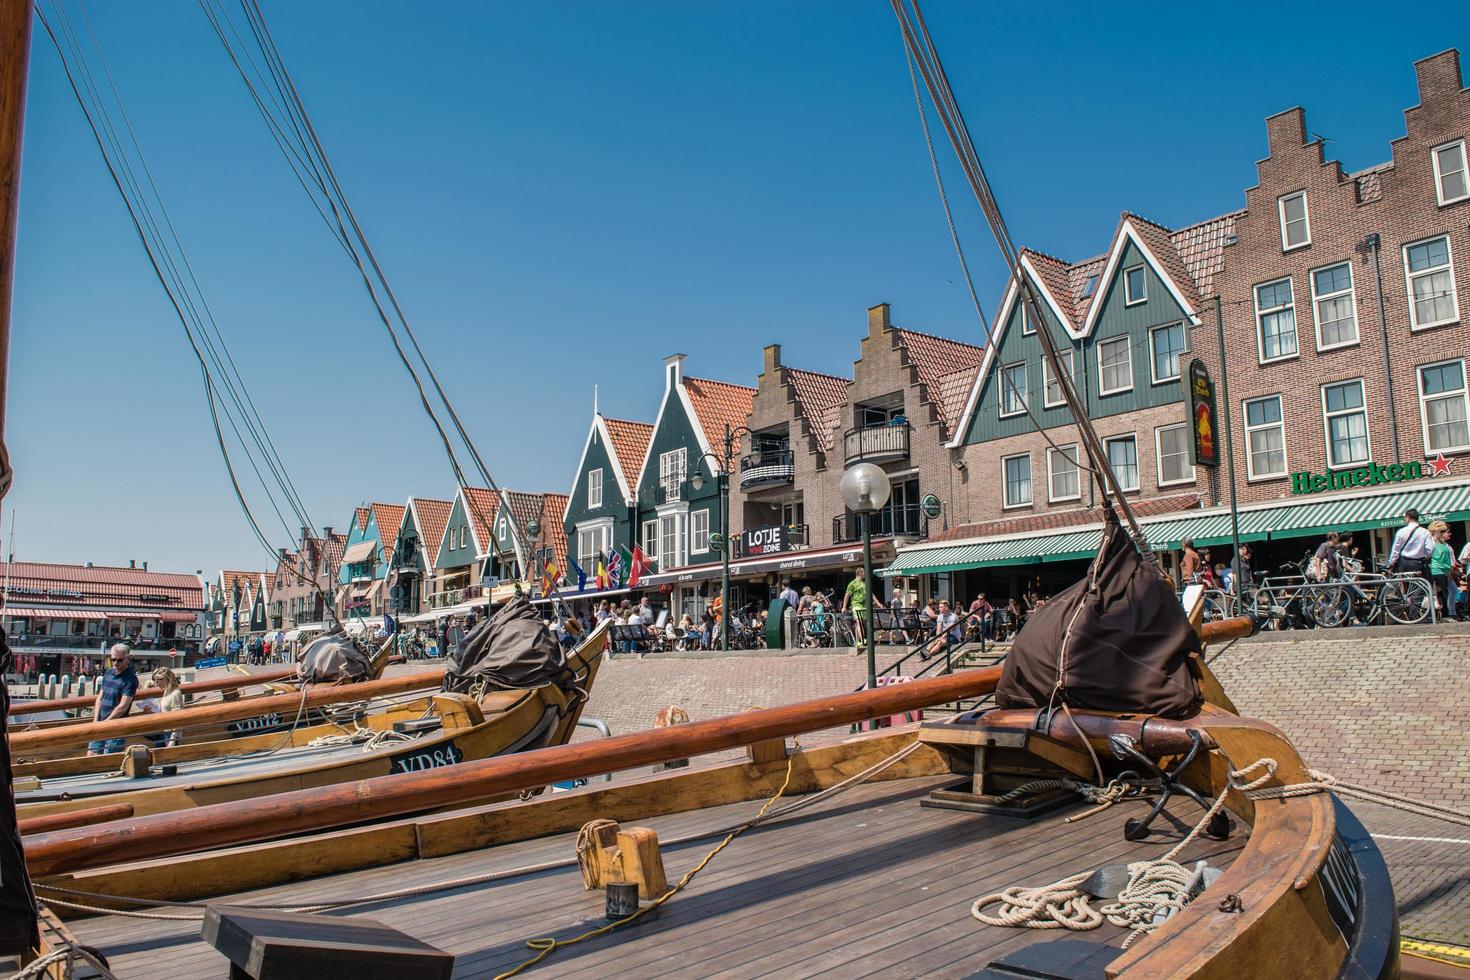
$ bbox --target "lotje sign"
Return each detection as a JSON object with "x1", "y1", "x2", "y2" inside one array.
[
  {"x1": 1291, "y1": 454, "x2": 1450, "y2": 495},
  {"x1": 741, "y1": 524, "x2": 789, "y2": 557}
]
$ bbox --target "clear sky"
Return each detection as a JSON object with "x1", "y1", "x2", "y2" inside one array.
[{"x1": 9, "y1": 1, "x2": 1466, "y2": 575}]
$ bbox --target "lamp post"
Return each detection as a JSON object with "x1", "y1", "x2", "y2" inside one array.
[
  {"x1": 840, "y1": 462, "x2": 892, "y2": 702},
  {"x1": 690, "y1": 422, "x2": 751, "y2": 652}
]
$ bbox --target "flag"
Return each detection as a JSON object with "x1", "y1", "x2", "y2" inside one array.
[
  {"x1": 541, "y1": 558, "x2": 560, "y2": 598},
  {"x1": 569, "y1": 555, "x2": 588, "y2": 592},
  {"x1": 595, "y1": 556, "x2": 609, "y2": 591},
  {"x1": 628, "y1": 544, "x2": 649, "y2": 588},
  {"x1": 606, "y1": 549, "x2": 624, "y2": 589}
]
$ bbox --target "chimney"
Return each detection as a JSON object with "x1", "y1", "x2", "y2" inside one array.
[
  {"x1": 763, "y1": 344, "x2": 782, "y2": 376},
  {"x1": 278, "y1": 547, "x2": 288, "y2": 561},
  {"x1": 867, "y1": 303, "x2": 891, "y2": 336},
  {"x1": 323, "y1": 526, "x2": 334, "y2": 539},
  {"x1": 142, "y1": 561, "x2": 148, "y2": 571},
  {"x1": 1263, "y1": 107, "x2": 1307, "y2": 156},
  {"x1": 85, "y1": 561, "x2": 93, "y2": 568},
  {"x1": 663, "y1": 353, "x2": 686, "y2": 391},
  {"x1": 300, "y1": 525, "x2": 309, "y2": 545},
  {"x1": 1414, "y1": 49, "x2": 1463, "y2": 105},
  {"x1": 128, "y1": 559, "x2": 136, "y2": 569}
]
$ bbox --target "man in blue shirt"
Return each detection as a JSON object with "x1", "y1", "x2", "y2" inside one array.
[{"x1": 87, "y1": 643, "x2": 139, "y2": 756}]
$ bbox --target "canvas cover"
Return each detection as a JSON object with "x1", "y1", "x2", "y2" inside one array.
[
  {"x1": 442, "y1": 595, "x2": 570, "y2": 695},
  {"x1": 298, "y1": 631, "x2": 375, "y2": 685},
  {"x1": 0, "y1": 637, "x2": 39, "y2": 954},
  {"x1": 996, "y1": 514, "x2": 1201, "y2": 719}
]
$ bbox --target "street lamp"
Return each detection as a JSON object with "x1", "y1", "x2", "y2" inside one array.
[
  {"x1": 689, "y1": 422, "x2": 751, "y2": 651},
  {"x1": 840, "y1": 462, "x2": 892, "y2": 700}
]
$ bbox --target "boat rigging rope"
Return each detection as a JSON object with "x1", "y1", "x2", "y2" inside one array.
[{"x1": 10, "y1": 942, "x2": 118, "y2": 980}]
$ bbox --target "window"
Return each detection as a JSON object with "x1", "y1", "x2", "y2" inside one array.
[
  {"x1": 587, "y1": 468, "x2": 603, "y2": 509},
  {"x1": 642, "y1": 520, "x2": 659, "y2": 564},
  {"x1": 1404, "y1": 236, "x2": 1459, "y2": 329},
  {"x1": 1244, "y1": 395, "x2": 1287, "y2": 479},
  {"x1": 1154, "y1": 423, "x2": 1194, "y2": 487},
  {"x1": 461, "y1": 524, "x2": 469, "y2": 550},
  {"x1": 1043, "y1": 349, "x2": 1074, "y2": 408},
  {"x1": 577, "y1": 525, "x2": 610, "y2": 567},
  {"x1": 1419, "y1": 360, "x2": 1470, "y2": 453},
  {"x1": 1124, "y1": 265, "x2": 1146, "y2": 305},
  {"x1": 659, "y1": 448, "x2": 687, "y2": 496},
  {"x1": 1003, "y1": 453, "x2": 1032, "y2": 508},
  {"x1": 1432, "y1": 140, "x2": 1469, "y2": 206},
  {"x1": 658, "y1": 513, "x2": 682, "y2": 570},
  {"x1": 1047, "y1": 445, "x2": 1080, "y2": 501},
  {"x1": 1278, "y1": 191, "x2": 1310, "y2": 250},
  {"x1": 1104, "y1": 435, "x2": 1139, "y2": 492},
  {"x1": 1097, "y1": 336, "x2": 1133, "y2": 395},
  {"x1": 1150, "y1": 322, "x2": 1186, "y2": 383},
  {"x1": 1082, "y1": 274, "x2": 1100, "y2": 298},
  {"x1": 1000, "y1": 362, "x2": 1027, "y2": 416},
  {"x1": 1310, "y1": 262, "x2": 1358, "y2": 349},
  {"x1": 690, "y1": 509, "x2": 710, "y2": 553},
  {"x1": 1255, "y1": 278, "x2": 1298, "y2": 362},
  {"x1": 1021, "y1": 304, "x2": 1036, "y2": 335},
  {"x1": 1322, "y1": 379, "x2": 1370, "y2": 468}
]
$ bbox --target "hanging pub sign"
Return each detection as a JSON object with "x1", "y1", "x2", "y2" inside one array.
[
  {"x1": 741, "y1": 524, "x2": 789, "y2": 557},
  {"x1": 1184, "y1": 358, "x2": 1220, "y2": 468}
]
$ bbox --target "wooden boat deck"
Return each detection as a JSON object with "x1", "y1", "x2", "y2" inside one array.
[{"x1": 66, "y1": 775, "x2": 1244, "y2": 978}]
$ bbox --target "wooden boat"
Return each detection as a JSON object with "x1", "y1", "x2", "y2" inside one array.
[
  {"x1": 7, "y1": 664, "x2": 300, "y2": 717},
  {"x1": 14, "y1": 621, "x2": 607, "y2": 820}
]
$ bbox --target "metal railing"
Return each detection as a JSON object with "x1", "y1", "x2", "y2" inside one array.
[
  {"x1": 426, "y1": 584, "x2": 482, "y2": 609},
  {"x1": 739, "y1": 449, "x2": 795, "y2": 490},
  {"x1": 843, "y1": 422, "x2": 910, "y2": 465},
  {"x1": 7, "y1": 634, "x2": 205, "y2": 656},
  {"x1": 653, "y1": 480, "x2": 691, "y2": 504},
  {"x1": 832, "y1": 504, "x2": 927, "y2": 544}
]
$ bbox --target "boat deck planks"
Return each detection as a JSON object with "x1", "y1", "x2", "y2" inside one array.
[{"x1": 66, "y1": 776, "x2": 1245, "y2": 978}]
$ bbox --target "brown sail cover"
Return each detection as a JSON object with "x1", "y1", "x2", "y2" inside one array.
[
  {"x1": 442, "y1": 595, "x2": 571, "y2": 694},
  {"x1": 298, "y1": 631, "x2": 375, "y2": 685},
  {"x1": 996, "y1": 515, "x2": 1201, "y2": 719},
  {"x1": 0, "y1": 637, "x2": 39, "y2": 953}
]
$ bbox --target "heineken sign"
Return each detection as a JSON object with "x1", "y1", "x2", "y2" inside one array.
[
  {"x1": 1291, "y1": 454, "x2": 1451, "y2": 495},
  {"x1": 1184, "y1": 359, "x2": 1220, "y2": 468}
]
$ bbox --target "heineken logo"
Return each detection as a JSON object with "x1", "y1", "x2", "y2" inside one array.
[{"x1": 1291, "y1": 454, "x2": 1451, "y2": 495}]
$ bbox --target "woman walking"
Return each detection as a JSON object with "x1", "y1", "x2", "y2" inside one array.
[{"x1": 1428, "y1": 521, "x2": 1459, "y2": 621}]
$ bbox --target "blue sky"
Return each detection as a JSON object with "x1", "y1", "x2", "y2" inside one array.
[{"x1": 10, "y1": 1, "x2": 1466, "y2": 574}]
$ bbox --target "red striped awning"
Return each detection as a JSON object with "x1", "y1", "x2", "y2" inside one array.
[
  {"x1": 157, "y1": 610, "x2": 201, "y2": 623},
  {"x1": 105, "y1": 610, "x2": 161, "y2": 620},
  {"x1": 0, "y1": 607, "x2": 108, "y2": 620}
]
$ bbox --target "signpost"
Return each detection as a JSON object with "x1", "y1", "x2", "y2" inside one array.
[{"x1": 1184, "y1": 358, "x2": 1220, "y2": 468}]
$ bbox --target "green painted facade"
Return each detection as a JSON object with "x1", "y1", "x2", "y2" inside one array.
[
  {"x1": 489, "y1": 499, "x2": 522, "y2": 580},
  {"x1": 961, "y1": 239, "x2": 1192, "y2": 446},
  {"x1": 634, "y1": 388, "x2": 721, "y2": 570},
  {"x1": 338, "y1": 510, "x2": 387, "y2": 585},
  {"x1": 435, "y1": 494, "x2": 479, "y2": 571},
  {"x1": 563, "y1": 419, "x2": 638, "y2": 570}
]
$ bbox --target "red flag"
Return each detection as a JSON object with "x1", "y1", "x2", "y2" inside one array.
[{"x1": 629, "y1": 544, "x2": 649, "y2": 588}]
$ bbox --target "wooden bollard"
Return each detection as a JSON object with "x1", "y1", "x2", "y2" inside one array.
[{"x1": 578, "y1": 820, "x2": 669, "y2": 899}]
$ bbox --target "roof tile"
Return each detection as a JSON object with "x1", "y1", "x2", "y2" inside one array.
[
  {"x1": 892, "y1": 327, "x2": 985, "y2": 437},
  {"x1": 409, "y1": 497, "x2": 454, "y2": 567},
  {"x1": 602, "y1": 417, "x2": 654, "y2": 489},
  {"x1": 461, "y1": 487, "x2": 501, "y2": 555},
  {"x1": 684, "y1": 376, "x2": 757, "y2": 452},
  {"x1": 785, "y1": 367, "x2": 852, "y2": 452}
]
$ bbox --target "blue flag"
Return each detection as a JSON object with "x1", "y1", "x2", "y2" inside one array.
[{"x1": 568, "y1": 555, "x2": 588, "y2": 592}]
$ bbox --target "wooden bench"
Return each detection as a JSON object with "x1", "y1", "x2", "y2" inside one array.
[{"x1": 202, "y1": 906, "x2": 453, "y2": 980}]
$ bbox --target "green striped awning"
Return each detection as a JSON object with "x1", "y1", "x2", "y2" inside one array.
[{"x1": 882, "y1": 480, "x2": 1470, "y2": 577}]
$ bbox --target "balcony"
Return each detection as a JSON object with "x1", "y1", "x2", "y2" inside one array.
[
  {"x1": 832, "y1": 504, "x2": 927, "y2": 545},
  {"x1": 653, "y1": 480, "x2": 691, "y2": 505},
  {"x1": 739, "y1": 449, "x2": 794, "y2": 491},
  {"x1": 843, "y1": 422, "x2": 910, "y2": 465}
]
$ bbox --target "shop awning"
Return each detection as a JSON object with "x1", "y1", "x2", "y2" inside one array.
[
  {"x1": 530, "y1": 587, "x2": 631, "y2": 606},
  {"x1": 107, "y1": 610, "x2": 161, "y2": 620},
  {"x1": 341, "y1": 540, "x2": 377, "y2": 564},
  {"x1": 0, "y1": 607, "x2": 108, "y2": 620},
  {"x1": 157, "y1": 610, "x2": 201, "y2": 623}
]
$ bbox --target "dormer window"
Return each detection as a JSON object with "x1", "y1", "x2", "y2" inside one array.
[
  {"x1": 1081, "y1": 274, "x2": 1099, "y2": 298},
  {"x1": 1432, "y1": 140, "x2": 1469, "y2": 206},
  {"x1": 1278, "y1": 191, "x2": 1310, "y2": 250},
  {"x1": 1123, "y1": 265, "x2": 1146, "y2": 305}
]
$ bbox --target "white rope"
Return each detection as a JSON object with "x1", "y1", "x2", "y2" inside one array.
[
  {"x1": 11, "y1": 941, "x2": 119, "y2": 980},
  {"x1": 305, "y1": 726, "x2": 416, "y2": 753},
  {"x1": 1249, "y1": 769, "x2": 1470, "y2": 828}
]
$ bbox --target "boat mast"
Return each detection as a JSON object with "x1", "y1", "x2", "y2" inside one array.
[{"x1": 0, "y1": 0, "x2": 31, "y2": 457}]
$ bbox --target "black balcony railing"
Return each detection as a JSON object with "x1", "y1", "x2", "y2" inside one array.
[
  {"x1": 739, "y1": 449, "x2": 795, "y2": 491},
  {"x1": 832, "y1": 504, "x2": 927, "y2": 545},
  {"x1": 843, "y1": 422, "x2": 911, "y2": 465},
  {"x1": 653, "y1": 480, "x2": 692, "y2": 504}
]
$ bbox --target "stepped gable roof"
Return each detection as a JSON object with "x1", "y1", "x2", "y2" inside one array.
[
  {"x1": 926, "y1": 493, "x2": 1202, "y2": 544},
  {"x1": 933, "y1": 365, "x2": 981, "y2": 440},
  {"x1": 786, "y1": 367, "x2": 851, "y2": 452},
  {"x1": 322, "y1": 531, "x2": 347, "y2": 571},
  {"x1": 1349, "y1": 162, "x2": 1391, "y2": 203},
  {"x1": 461, "y1": 487, "x2": 502, "y2": 554},
  {"x1": 683, "y1": 376, "x2": 756, "y2": 451},
  {"x1": 410, "y1": 498, "x2": 454, "y2": 564},
  {"x1": 540, "y1": 493, "x2": 570, "y2": 570},
  {"x1": 893, "y1": 327, "x2": 985, "y2": 434},
  {"x1": 603, "y1": 417, "x2": 654, "y2": 486},
  {"x1": 273, "y1": 550, "x2": 298, "y2": 584}
]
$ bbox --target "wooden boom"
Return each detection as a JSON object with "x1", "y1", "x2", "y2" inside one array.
[
  {"x1": 24, "y1": 664, "x2": 1004, "y2": 876},
  {"x1": 9, "y1": 670, "x2": 443, "y2": 755},
  {"x1": 9, "y1": 667, "x2": 301, "y2": 717},
  {"x1": 17, "y1": 803, "x2": 132, "y2": 836},
  {"x1": 1199, "y1": 615, "x2": 1255, "y2": 645}
]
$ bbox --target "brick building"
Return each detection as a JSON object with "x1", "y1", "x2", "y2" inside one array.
[
  {"x1": 268, "y1": 524, "x2": 346, "y2": 636},
  {"x1": 888, "y1": 49, "x2": 1470, "y2": 601}
]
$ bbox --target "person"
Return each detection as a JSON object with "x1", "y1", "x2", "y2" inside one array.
[
  {"x1": 1387, "y1": 508, "x2": 1434, "y2": 577},
  {"x1": 1180, "y1": 539, "x2": 1203, "y2": 583},
  {"x1": 1309, "y1": 531, "x2": 1342, "y2": 581},
  {"x1": 700, "y1": 605, "x2": 716, "y2": 649},
  {"x1": 87, "y1": 644, "x2": 139, "y2": 756},
  {"x1": 625, "y1": 603, "x2": 645, "y2": 653},
  {"x1": 842, "y1": 569, "x2": 872, "y2": 645},
  {"x1": 967, "y1": 593, "x2": 994, "y2": 641},
  {"x1": 1428, "y1": 521, "x2": 1458, "y2": 621},
  {"x1": 1230, "y1": 544, "x2": 1254, "y2": 595},
  {"x1": 923, "y1": 600, "x2": 961, "y2": 660},
  {"x1": 1219, "y1": 563, "x2": 1234, "y2": 594},
  {"x1": 778, "y1": 580, "x2": 799, "y2": 611},
  {"x1": 1006, "y1": 596, "x2": 1026, "y2": 636},
  {"x1": 150, "y1": 666, "x2": 185, "y2": 747}
]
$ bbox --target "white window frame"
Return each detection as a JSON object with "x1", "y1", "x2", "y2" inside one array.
[
  {"x1": 1278, "y1": 190, "x2": 1310, "y2": 251},
  {"x1": 1243, "y1": 394, "x2": 1288, "y2": 481},
  {"x1": 999, "y1": 362, "x2": 1028, "y2": 418},
  {"x1": 1254, "y1": 277, "x2": 1299, "y2": 364},
  {"x1": 1123, "y1": 264, "x2": 1146, "y2": 306},
  {"x1": 1043, "y1": 349, "x2": 1074, "y2": 409},
  {"x1": 1103, "y1": 434, "x2": 1139, "y2": 493},
  {"x1": 641, "y1": 519, "x2": 659, "y2": 562},
  {"x1": 1154, "y1": 423, "x2": 1195, "y2": 488},
  {"x1": 1001, "y1": 452, "x2": 1032, "y2": 509},
  {"x1": 1149, "y1": 322, "x2": 1186, "y2": 385},
  {"x1": 1309, "y1": 260, "x2": 1359, "y2": 351},
  {"x1": 1097, "y1": 336, "x2": 1133, "y2": 396},
  {"x1": 1417, "y1": 358, "x2": 1470, "y2": 455},
  {"x1": 658, "y1": 512, "x2": 684, "y2": 570},
  {"x1": 1402, "y1": 235, "x2": 1460, "y2": 331},
  {"x1": 1046, "y1": 444, "x2": 1081, "y2": 503},
  {"x1": 587, "y1": 468, "x2": 603, "y2": 509},
  {"x1": 1321, "y1": 378, "x2": 1372, "y2": 469},
  {"x1": 1431, "y1": 139, "x2": 1469, "y2": 207},
  {"x1": 1021, "y1": 304, "x2": 1036, "y2": 336},
  {"x1": 690, "y1": 509, "x2": 710, "y2": 553},
  {"x1": 658, "y1": 448, "x2": 687, "y2": 496},
  {"x1": 577, "y1": 522, "x2": 612, "y2": 568}
]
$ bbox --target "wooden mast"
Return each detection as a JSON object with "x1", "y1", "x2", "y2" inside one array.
[{"x1": 0, "y1": 0, "x2": 28, "y2": 436}]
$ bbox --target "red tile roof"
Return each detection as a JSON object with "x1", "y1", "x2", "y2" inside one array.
[
  {"x1": 892, "y1": 327, "x2": 985, "y2": 438},
  {"x1": 933, "y1": 365, "x2": 980, "y2": 439},
  {"x1": 504, "y1": 491, "x2": 546, "y2": 548},
  {"x1": 683, "y1": 376, "x2": 757, "y2": 453},
  {"x1": 461, "y1": 487, "x2": 501, "y2": 554},
  {"x1": 409, "y1": 497, "x2": 454, "y2": 566},
  {"x1": 1350, "y1": 162, "x2": 1391, "y2": 203},
  {"x1": 540, "y1": 493, "x2": 570, "y2": 573},
  {"x1": 219, "y1": 569, "x2": 266, "y2": 597},
  {"x1": 786, "y1": 367, "x2": 852, "y2": 452},
  {"x1": 0, "y1": 560, "x2": 207, "y2": 611},
  {"x1": 322, "y1": 532, "x2": 347, "y2": 571},
  {"x1": 370, "y1": 503, "x2": 406, "y2": 551},
  {"x1": 925, "y1": 493, "x2": 1202, "y2": 544},
  {"x1": 603, "y1": 417, "x2": 654, "y2": 487}
]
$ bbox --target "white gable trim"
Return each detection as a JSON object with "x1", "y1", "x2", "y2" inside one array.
[
  {"x1": 676, "y1": 382, "x2": 720, "y2": 475},
  {"x1": 1080, "y1": 218, "x2": 1201, "y2": 336},
  {"x1": 1018, "y1": 255, "x2": 1082, "y2": 342}
]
